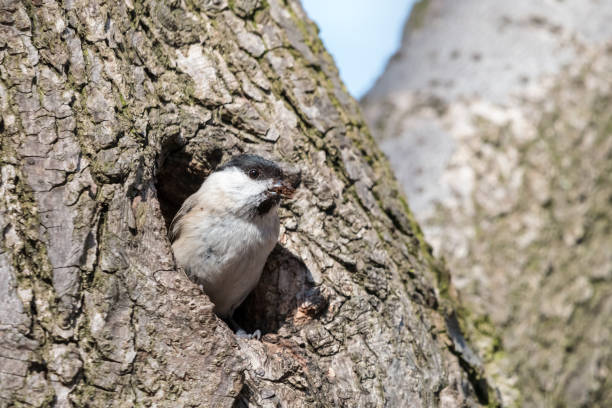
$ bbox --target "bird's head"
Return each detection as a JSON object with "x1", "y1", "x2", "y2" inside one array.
[{"x1": 204, "y1": 154, "x2": 300, "y2": 217}]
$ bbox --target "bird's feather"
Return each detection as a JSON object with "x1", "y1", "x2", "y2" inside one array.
[{"x1": 169, "y1": 193, "x2": 199, "y2": 242}]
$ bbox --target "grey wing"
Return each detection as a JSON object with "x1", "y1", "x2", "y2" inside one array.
[{"x1": 169, "y1": 193, "x2": 199, "y2": 242}]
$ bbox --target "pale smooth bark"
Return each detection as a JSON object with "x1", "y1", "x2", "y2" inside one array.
[{"x1": 362, "y1": 0, "x2": 612, "y2": 406}]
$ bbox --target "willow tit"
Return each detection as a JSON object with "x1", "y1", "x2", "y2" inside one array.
[{"x1": 170, "y1": 154, "x2": 298, "y2": 339}]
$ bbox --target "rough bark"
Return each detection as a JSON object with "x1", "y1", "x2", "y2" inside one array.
[
  {"x1": 362, "y1": 0, "x2": 612, "y2": 406},
  {"x1": 0, "y1": 0, "x2": 494, "y2": 406}
]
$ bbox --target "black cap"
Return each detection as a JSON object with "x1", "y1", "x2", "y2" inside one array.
[{"x1": 217, "y1": 154, "x2": 283, "y2": 180}]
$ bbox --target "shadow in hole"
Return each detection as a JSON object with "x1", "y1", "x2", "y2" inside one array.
[
  {"x1": 232, "y1": 382, "x2": 252, "y2": 408},
  {"x1": 156, "y1": 145, "x2": 223, "y2": 231},
  {"x1": 234, "y1": 244, "x2": 327, "y2": 335},
  {"x1": 156, "y1": 146, "x2": 325, "y2": 336}
]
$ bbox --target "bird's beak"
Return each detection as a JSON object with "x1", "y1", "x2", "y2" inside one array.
[
  {"x1": 270, "y1": 179, "x2": 296, "y2": 198},
  {"x1": 269, "y1": 167, "x2": 301, "y2": 199}
]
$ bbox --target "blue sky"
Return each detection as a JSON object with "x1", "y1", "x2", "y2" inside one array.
[{"x1": 301, "y1": 0, "x2": 417, "y2": 99}]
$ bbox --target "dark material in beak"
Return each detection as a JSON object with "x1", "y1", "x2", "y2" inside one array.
[
  {"x1": 270, "y1": 168, "x2": 301, "y2": 199},
  {"x1": 270, "y1": 180, "x2": 296, "y2": 198}
]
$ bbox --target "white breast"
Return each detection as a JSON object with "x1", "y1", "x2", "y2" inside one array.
[{"x1": 172, "y1": 206, "x2": 280, "y2": 318}]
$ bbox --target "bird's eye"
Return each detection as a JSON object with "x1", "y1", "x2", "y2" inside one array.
[{"x1": 248, "y1": 169, "x2": 259, "y2": 179}]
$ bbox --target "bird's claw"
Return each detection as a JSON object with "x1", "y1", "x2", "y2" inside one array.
[
  {"x1": 235, "y1": 328, "x2": 262, "y2": 340},
  {"x1": 250, "y1": 329, "x2": 262, "y2": 340}
]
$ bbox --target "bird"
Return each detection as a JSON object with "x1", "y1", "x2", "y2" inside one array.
[{"x1": 169, "y1": 154, "x2": 299, "y2": 339}]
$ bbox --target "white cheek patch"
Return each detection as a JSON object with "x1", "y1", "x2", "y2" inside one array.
[
  {"x1": 204, "y1": 168, "x2": 272, "y2": 213},
  {"x1": 225, "y1": 168, "x2": 269, "y2": 195}
]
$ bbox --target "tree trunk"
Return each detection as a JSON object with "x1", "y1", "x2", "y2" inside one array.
[
  {"x1": 362, "y1": 0, "x2": 612, "y2": 406},
  {"x1": 0, "y1": 0, "x2": 494, "y2": 406}
]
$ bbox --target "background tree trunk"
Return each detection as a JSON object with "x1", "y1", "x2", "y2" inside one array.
[
  {"x1": 362, "y1": 0, "x2": 612, "y2": 406},
  {"x1": 0, "y1": 0, "x2": 495, "y2": 406}
]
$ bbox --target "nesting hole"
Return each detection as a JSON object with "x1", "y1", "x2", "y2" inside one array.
[{"x1": 156, "y1": 144, "x2": 325, "y2": 337}]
